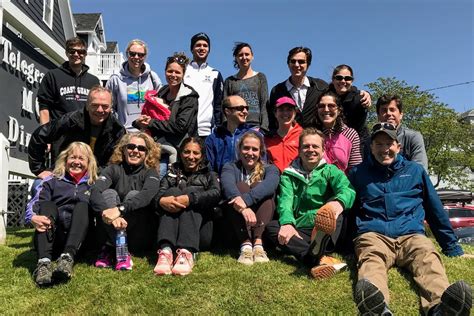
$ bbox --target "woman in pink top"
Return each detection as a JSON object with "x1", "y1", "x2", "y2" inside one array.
[{"x1": 311, "y1": 91, "x2": 362, "y2": 173}]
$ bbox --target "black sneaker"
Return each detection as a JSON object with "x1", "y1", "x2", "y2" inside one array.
[
  {"x1": 438, "y1": 280, "x2": 472, "y2": 316},
  {"x1": 33, "y1": 260, "x2": 53, "y2": 286},
  {"x1": 354, "y1": 279, "x2": 393, "y2": 316},
  {"x1": 53, "y1": 253, "x2": 74, "y2": 282}
]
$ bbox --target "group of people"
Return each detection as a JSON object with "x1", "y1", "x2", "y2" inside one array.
[{"x1": 23, "y1": 34, "x2": 471, "y2": 315}]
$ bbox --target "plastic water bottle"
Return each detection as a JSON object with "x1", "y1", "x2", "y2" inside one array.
[{"x1": 115, "y1": 230, "x2": 129, "y2": 262}]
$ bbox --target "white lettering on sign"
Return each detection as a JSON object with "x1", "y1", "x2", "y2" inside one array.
[
  {"x1": 7, "y1": 116, "x2": 32, "y2": 148},
  {"x1": 21, "y1": 87, "x2": 39, "y2": 116},
  {"x1": 1, "y1": 37, "x2": 45, "y2": 84}
]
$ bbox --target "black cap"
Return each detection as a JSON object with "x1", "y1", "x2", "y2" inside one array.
[
  {"x1": 190, "y1": 32, "x2": 210, "y2": 51},
  {"x1": 371, "y1": 122, "x2": 398, "y2": 141}
]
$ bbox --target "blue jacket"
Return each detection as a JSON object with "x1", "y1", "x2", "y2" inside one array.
[
  {"x1": 348, "y1": 154, "x2": 463, "y2": 257},
  {"x1": 205, "y1": 123, "x2": 259, "y2": 174}
]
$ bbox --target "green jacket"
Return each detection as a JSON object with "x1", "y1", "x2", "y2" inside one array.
[{"x1": 277, "y1": 159, "x2": 356, "y2": 229}]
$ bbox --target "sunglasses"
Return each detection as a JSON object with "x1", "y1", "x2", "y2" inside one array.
[
  {"x1": 226, "y1": 105, "x2": 249, "y2": 112},
  {"x1": 167, "y1": 56, "x2": 187, "y2": 65},
  {"x1": 289, "y1": 59, "x2": 306, "y2": 65},
  {"x1": 317, "y1": 103, "x2": 338, "y2": 110},
  {"x1": 67, "y1": 48, "x2": 86, "y2": 55},
  {"x1": 125, "y1": 144, "x2": 148, "y2": 152},
  {"x1": 372, "y1": 122, "x2": 397, "y2": 132},
  {"x1": 333, "y1": 75, "x2": 353, "y2": 81},
  {"x1": 128, "y1": 51, "x2": 146, "y2": 58}
]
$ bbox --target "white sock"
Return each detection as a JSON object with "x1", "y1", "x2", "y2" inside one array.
[{"x1": 240, "y1": 243, "x2": 252, "y2": 252}]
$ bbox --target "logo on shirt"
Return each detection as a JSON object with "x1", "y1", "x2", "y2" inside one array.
[{"x1": 203, "y1": 75, "x2": 212, "y2": 83}]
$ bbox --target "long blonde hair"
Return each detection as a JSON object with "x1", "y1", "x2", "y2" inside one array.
[
  {"x1": 53, "y1": 142, "x2": 98, "y2": 185},
  {"x1": 109, "y1": 132, "x2": 161, "y2": 169},
  {"x1": 238, "y1": 131, "x2": 266, "y2": 185}
]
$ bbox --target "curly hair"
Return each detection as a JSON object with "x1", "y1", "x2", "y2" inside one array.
[
  {"x1": 311, "y1": 90, "x2": 345, "y2": 131},
  {"x1": 108, "y1": 132, "x2": 161, "y2": 169},
  {"x1": 53, "y1": 142, "x2": 98, "y2": 185},
  {"x1": 165, "y1": 52, "x2": 190, "y2": 74},
  {"x1": 237, "y1": 131, "x2": 266, "y2": 185}
]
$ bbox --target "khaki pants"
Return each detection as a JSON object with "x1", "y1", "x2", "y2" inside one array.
[{"x1": 354, "y1": 232, "x2": 449, "y2": 314}]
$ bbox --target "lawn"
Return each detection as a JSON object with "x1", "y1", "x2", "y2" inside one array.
[{"x1": 1, "y1": 228, "x2": 473, "y2": 315}]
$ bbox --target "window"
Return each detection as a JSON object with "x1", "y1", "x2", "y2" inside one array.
[{"x1": 43, "y1": 0, "x2": 54, "y2": 29}]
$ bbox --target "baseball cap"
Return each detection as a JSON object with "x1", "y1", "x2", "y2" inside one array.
[
  {"x1": 371, "y1": 122, "x2": 398, "y2": 141},
  {"x1": 275, "y1": 96, "x2": 297, "y2": 108},
  {"x1": 190, "y1": 32, "x2": 210, "y2": 50}
]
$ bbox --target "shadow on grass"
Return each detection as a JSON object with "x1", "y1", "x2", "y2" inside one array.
[
  {"x1": 12, "y1": 249, "x2": 37, "y2": 273},
  {"x1": 8, "y1": 228, "x2": 33, "y2": 239}
]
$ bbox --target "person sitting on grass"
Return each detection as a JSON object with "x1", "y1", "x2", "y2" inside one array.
[
  {"x1": 153, "y1": 137, "x2": 220, "y2": 276},
  {"x1": 265, "y1": 128, "x2": 355, "y2": 279},
  {"x1": 349, "y1": 122, "x2": 472, "y2": 316},
  {"x1": 221, "y1": 131, "x2": 280, "y2": 265},
  {"x1": 25, "y1": 142, "x2": 98, "y2": 286},
  {"x1": 90, "y1": 132, "x2": 161, "y2": 271}
]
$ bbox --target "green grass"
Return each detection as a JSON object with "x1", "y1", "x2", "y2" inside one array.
[{"x1": 1, "y1": 228, "x2": 473, "y2": 315}]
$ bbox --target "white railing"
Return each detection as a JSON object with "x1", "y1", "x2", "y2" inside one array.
[{"x1": 97, "y1": 53, "x2": 123, "y2": 77}]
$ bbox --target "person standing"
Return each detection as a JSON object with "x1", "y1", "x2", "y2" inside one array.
[
  {"x1": 106, "y1": 39, "x2": 162, "y2": 131},
  {"x1": 184, "y1": 32, "x2": 224, "y2": 140},
  {"x1": 38, "y1": 37, "x2": 100, "y2": 124}
]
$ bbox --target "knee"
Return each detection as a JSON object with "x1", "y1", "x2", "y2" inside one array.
[
  {"x1": 102, "y1": 189, "x2": 120, "y2": 207},
  {"x1": 236, "y1": 182, "x2": 250, "y2": 193},
  {"x1": 124, "y1": 190, "x2": 140, "y2": 201}
]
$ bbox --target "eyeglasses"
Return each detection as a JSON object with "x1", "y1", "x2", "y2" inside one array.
[
  {"x1": 317, "y1": 103, "x2": 338, "y2": 110},
  {"x1": 333, "y1": 75, "x2": 354, "y2": 82},
  {"x1": 372, "y1": 122, "x2": 397, "y2": 132},
  {"x1": 289, "y1": 59, "x2": 306, "y2": 65},
  {"x1": 67, "y1": 49, "x2": 86, "y2": 55},
  {"x1": 128, "y1": 51, "x2": 146, "y2": 58},
  {"x1": 226, "y1": 105, "x2": 249, "y2": 112},
  {"x1": 167, "y1": 56, "x2": 187, "y2": 65},
  {"x1": 125, "y1": 144, "x2": 148, "y2": 152}
]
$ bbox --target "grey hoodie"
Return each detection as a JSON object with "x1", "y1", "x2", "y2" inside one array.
[{"x1": 106, "y1": 61, "x2": 162, "y2": 131}]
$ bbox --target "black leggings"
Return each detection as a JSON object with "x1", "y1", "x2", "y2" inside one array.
[{"x1": 34, "y1": 201, "x2": 89, "y2": 260}]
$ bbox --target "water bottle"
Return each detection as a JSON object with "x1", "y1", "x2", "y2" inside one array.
[{"x1": 115, "y1": 230, "x2": 129, "y2": 262}]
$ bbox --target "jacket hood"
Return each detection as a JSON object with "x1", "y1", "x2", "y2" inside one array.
[
  {"x1": 119, "y1": 61, "x2": 152, "y2": 79},
  {"x1": 283, "y1": 157, "x2": 327, "y2": 180}
]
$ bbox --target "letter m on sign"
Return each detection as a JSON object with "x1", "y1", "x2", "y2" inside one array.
[{"x1": 22, "y1": 87, "x2": 34, "y2": 113}]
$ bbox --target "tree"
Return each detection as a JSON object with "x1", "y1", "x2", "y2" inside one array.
[{"x1": 366, "y1": 77, "x2": 473, "y2": 190}]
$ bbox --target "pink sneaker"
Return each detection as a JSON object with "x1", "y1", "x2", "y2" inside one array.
[
  {"x1": 95, "y1": 247, "x2": 114, "y2": 268},
  {"x1": 115, "y1": 254, "x2": 133, "y2": 271},
  {"x1": 153, "y1": 250, "x2": 173, "y2": 275},
  {"x1": 171, "y1": 249, "x2": 194, "y2": 276}
]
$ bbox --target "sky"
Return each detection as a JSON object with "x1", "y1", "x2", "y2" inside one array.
[{"x1": 72, "y1": 0, "x2": 473, "y2": 113}]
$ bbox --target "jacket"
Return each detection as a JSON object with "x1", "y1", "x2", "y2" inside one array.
[
  {"x1": 155, "y1": 162, "x2": 220, "y2": 213},
  {"x1": 348, "y1": 154, "x2": 462, "y2": 257},
  {"x1": 277, "y1": 158, "x2": 355, "y2": 229},
  {"x1": 90, "y1": 162, "x2": 160, "y2": 214},
  {"x1": 205, "y1": 123, "x2": 260, "y2": 174},
  {"x1": 267, "y1": 76, "x2": 328, "y2": 130},
  {"x1": 221, "y1": 162, "x2": 280, "y2": 207},
  {"x1": 264, "y1": 123, "x2": 303, "y2": 173},
  {"x1": 28, "y1": 107, "x2": 126, "y2": 175},
  {"x1": 25, "y1": 173, "x2": 91, "y2": 229},
  {"x1": 38, "y1": 62, "x2": 100, "y2": 121},
  {"x1": 106, "y1": 61, "x2": 162, "y2": 131},
  {"x1": 142, "y1": 83, "x2": 199, "y2": 148}
]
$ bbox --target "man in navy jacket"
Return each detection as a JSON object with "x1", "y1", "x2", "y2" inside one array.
[{"x1": 349, "y1": 122, "x2": 471, "y2": 316}]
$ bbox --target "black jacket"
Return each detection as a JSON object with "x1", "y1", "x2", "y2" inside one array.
[
  {"x1": 141, "y1": 83, "x2": 199, "y2": 147},
  {"x1": 90, "y1": 163, "x2": 161, "y2": 214},
  {"x1": 267, "y1": 76, "x2": 328, "y2": 130},
  {"x1": 28, "y1": 108, "x2": 126, "y2": 175},
  {"x1": 37, "y1": 62, "x2": 100, "y2": 120},
  {"x1": 156, "y1": 162, "x2": 221, "y2": 214}
]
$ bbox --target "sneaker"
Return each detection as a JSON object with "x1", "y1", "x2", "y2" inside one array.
[
  {"x1": 33, "y1": 259, "x2": 53, "y2": 286},
  {"x1": 308, "y1": 228, "x2": 331, "y2": 261},
  {"x1": 310, "y1": 255, "x2": 347, "y2": 279},
  {"x1": 354, "y1": 279, "x2": 393, "y2": 316},
  {"x1": 237, "y1": 247, "x2": 254, "y2": 265},
  {"x1": 315, "y1": 206, "x2": 337, "y2": 235},
  {"x1": 438, "y1": 280, "x2": 472, "y2": 316},
  {"x1": 53, "y1": 253, "x2": 74, "y2": 282},
  {"x1": 253, "y1": 247, "x2": 270, "y2": 263},
  {"x1": 115, "y1": 254, "x2": 133, "y2": 271},
  {"x1": 171, "y1": 249, "x2": 194, "y2": 276},
  {"x1": 95, "y1": 246, "x2": 114, "y2": 268},
  {"x1": 154, "y1": 249, "x2": 173, "y2": 275}
]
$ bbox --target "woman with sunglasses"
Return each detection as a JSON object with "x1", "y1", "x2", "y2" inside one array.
[
  {"x1": 221, "y1": 131, "x2": 279, "y2": 265},
  {"x1": 135, "y1": 52, "x2": 199, "y2": 178},
  {"x1": 328, "y1": 64, "x2": 370, "y2": 147},
  {"x1": 223, "y1": 43, "x2": 269, "y2": 131},
  {"x1": 90, "y1": 132, "x2": 161, "y2": 271},
  {"x1": 312, "y1": 90, "x2": 362, "y2": 173},
  {"x1": 106, "y1": 39, "x2": 162, "y2": 131},
  {"x1": 153, "y1": 137, "x2": 220, "y2": 276}
]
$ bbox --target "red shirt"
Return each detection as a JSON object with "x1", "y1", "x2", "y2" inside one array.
[{"x1": 265, "y1": 123, "x2": 303, "y2": 173}]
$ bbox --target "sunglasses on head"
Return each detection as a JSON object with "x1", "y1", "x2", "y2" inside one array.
[
  {"x1": 67, "y1": 48, "x2": 86, "y2": 55},
  {"x1": 333, "y1": 75, "x2": 353, "y2": 81},
  {"x1": 226, "y1": 105, "x2": 249, "y2": 112},
  {"x1": 128, "y1": 51, "x2": 146, "y2": 58},
  {"x1": 289, "y1": 59, "x2": 306, "y2": 65},
  {"x1": 372, "y1": 122, "x2": 396, "y2": 132},
  {"x1": 125, "y1": 144, "x2": 148, "y2": 152},
  {"x1": 167, "y1": 56, "x2": 187, "y2": 65}
]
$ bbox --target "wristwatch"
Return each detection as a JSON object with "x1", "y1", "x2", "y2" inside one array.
[{"x1": 118, "y1": 204, "x2": 125, "y2": 215}]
